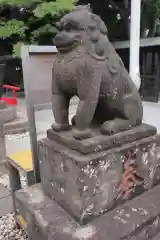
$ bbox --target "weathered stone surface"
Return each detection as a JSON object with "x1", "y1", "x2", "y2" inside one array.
[
  {"x1": 47, "y1": 123, "x2": 157, "y2": 154},
  {"x1": 15, "y1": 183, "x2": 160, "y2": 240},
  {"x1": 38, "y1": 134, "x2": 160, "y2": 224},
  {"x1": 51, "y1": 5, "x2": 143, "y2": 140}
]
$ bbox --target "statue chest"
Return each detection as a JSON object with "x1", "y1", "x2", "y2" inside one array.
[{"x1": 54, "y1": 58, "x2": 78, "y2": 94}]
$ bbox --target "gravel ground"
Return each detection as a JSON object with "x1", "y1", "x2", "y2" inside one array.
[
  {"x1": 0, "y1": 213, "x2": 28, "y2": 240},
  {"x1": 0, "y1": 174, "x2": 9, "y2": 188},
  {"x1": 0, "y1": 172, "x2": 27, "y2": 190},
  {"x1": 0, "y1": 172, "x2": 28, "y2": 239}
]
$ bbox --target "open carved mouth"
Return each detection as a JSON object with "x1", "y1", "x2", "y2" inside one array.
[
  {"x1": 55, "y1": 39, "x2": 80, "y2": 52},
  {"x1": 56, "y1": 44, "x2": 74, "y2": 52}
]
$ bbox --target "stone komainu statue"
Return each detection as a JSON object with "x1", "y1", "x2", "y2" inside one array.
[{"x1": 52, "y1": 5, "x2": 143, "y2": 140}]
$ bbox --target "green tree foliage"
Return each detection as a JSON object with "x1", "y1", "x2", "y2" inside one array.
[
  {"x1": 0, "y1": 20, "x2": 27, "y2": 38},
  {"x1": 0, "y1": 0, "x2": 36, "y2": 5},
  {"x1": 0, "y1": 0, "x2": 75, "y2": 56},
  {"x1": 1, "y1": 0, "x2": 160, "y2": 57},
  {"x1": 141, "y1": 0, "x2": 160, "y2": 37},
  {"x1": 34, "y1": 0, "x2": 75, "y2": 18}
]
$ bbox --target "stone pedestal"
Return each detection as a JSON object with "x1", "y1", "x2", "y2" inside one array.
[
  {"x1": 37, "y1": 124, "x2": 160, "y2": 224},
  {"x1": 15, "y1": 123, "x2": 160, "y2": 239}
]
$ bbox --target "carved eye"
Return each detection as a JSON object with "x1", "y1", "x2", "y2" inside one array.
[
  {"x1": 65, "y1": 22, "x2": 80, "y2": 32},
  {"x1": 88, "y1": 23, "x2": 96, "y2": 31}
]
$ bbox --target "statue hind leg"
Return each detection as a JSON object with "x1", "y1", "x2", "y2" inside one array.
[{"x1": 101, "y1": 94, "x2": 143, "y2": 135}]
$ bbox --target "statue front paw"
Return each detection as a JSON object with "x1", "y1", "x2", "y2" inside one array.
[
  {"x1": 101, "y1": 119, "x2": 131, "y2": 135},
  {"x1": 73, "y1": 128, "x2": 92, "y2": 140},
  {"x1": 51, "y1": 123, "x2": 70, "y2": 132}
]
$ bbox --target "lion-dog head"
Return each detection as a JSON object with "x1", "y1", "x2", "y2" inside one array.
[{"x1": 54, "y1": 5, "x2": 109, "y2": 60}]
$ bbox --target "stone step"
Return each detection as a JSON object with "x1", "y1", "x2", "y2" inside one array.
[{"x1": 15, "y1": 183, "x2": 160, "y2": 240}]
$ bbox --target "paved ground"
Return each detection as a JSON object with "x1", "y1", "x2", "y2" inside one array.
[
  {"x1": 0, "y1": 183, "x2": 13, "y2": 217},
  {"x1": 143, "y1": 101, "x2": 160, "y2": 131},
  {"x1": 5, "y1": 99, "x2": 160, "y2": 156}
]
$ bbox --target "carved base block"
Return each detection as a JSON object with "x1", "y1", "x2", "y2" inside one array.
[
  {"x1": 38, "y1": 129, "x2": 160, "y2": 224},
  {"x1": 47, "y1": 123, "x2": 157, "y2": 154}
]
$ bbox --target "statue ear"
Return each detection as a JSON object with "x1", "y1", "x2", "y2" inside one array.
[
  {"x1": 91, "y1": 14, "x2": 108, "y2": 35},
  {"x1": 84, "y1": 13, "x2": 108, "y2": 60},
  {"x1": 88, "y1": 23, "x2": 99, "y2": 42}
]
